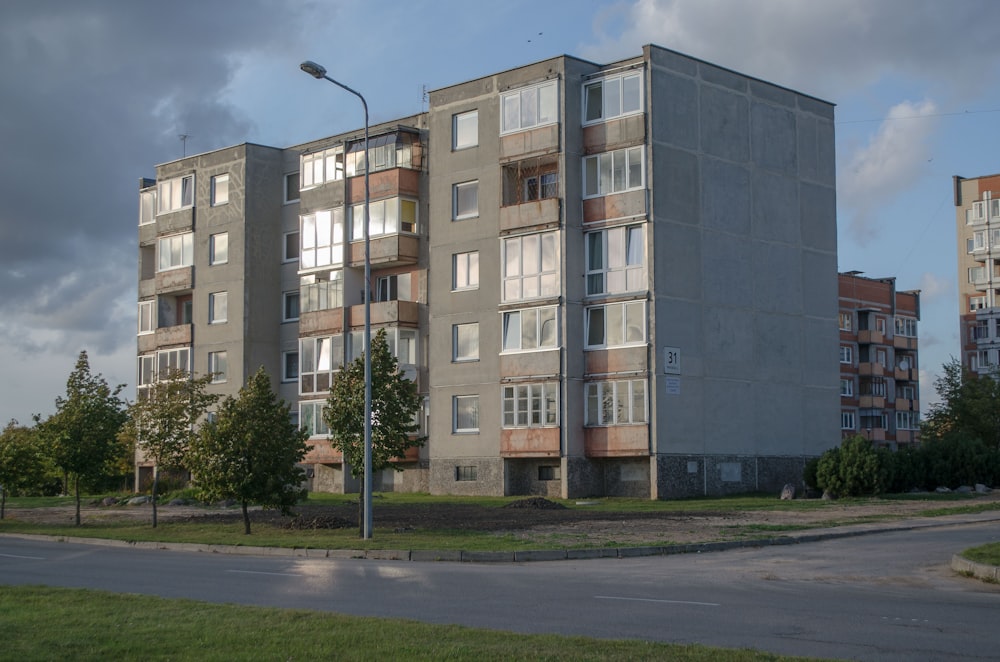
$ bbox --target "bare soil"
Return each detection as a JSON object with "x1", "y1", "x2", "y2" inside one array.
[{"x1": 8, "y1": 492, "x2": 1000, "y2": 547}]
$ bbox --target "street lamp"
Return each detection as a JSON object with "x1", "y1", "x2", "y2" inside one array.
[{"x1": 300, "y1": 60, "x2": 373, "y2": 539}]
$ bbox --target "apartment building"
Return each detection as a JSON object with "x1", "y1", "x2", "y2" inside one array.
[
  {"x1": 837, "y1": 272, "x2": 921, "y2": 448},
  {"x1": 954, "y1": 174, "x2": 1000, "y2": 376},
  {"x1": 136, "y1": 44, "x2": 840, "y2": 499}
]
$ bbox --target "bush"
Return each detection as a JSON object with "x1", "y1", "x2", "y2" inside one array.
[
  {"x1": 886, "y1": 444, "x2": 928, "y2": 492},
  {"x1": 802, "y1": 457, "x2": 820, "y2": 490},
  {"x1": 922, "y1": 431, "x2": 994, "y2": 489},
  {"x1": 816, "y1": 435, "x2": 889, "y2": 497}
]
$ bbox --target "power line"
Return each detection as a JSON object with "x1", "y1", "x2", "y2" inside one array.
[{"x1": 838, "y1": 107, "x2": 1000, "y2": 125}]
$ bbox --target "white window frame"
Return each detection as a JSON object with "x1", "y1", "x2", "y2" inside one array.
[
  {"x1": 840, "y1": 379, "x2": 854, "y2": 397},
  {"x1": 283, "y1": 291, "x2": 300, "y2": 322},
  {"x1": 583, "y1": 71, "x2": 643, "y2": 124},
  {"x1": 453, "y1": 110, "x2": 478, "y2": 150},
  {"x1": 585, "y1": 379, "x2": 647, "y2": 426},
  {"x1": 894, "y1": 316, "x2": 917, "y2": 337},
  {"x1": 156, "y1": 347, "x2": 190, "y2": 380},
  {"x1": 502, "y1": 231, "x2": 560, "y2": 303},
  {"x1": 453, "y1": 181, "x2": 479, "y2": 220},
  {"x1": 208, "y1": 350, "x2": 228, "y2": 384},
  {"x1": 970, "y1": 296, "x2": 987, "y2": 311},
  {"x1": 210, "y1": 173, "x2": 229, "y2": 206},
  {"x1": 138, "y1": 300, "x2": 155, "y2": 335},
  {"x1": 967, "y1": 201, "x2": 986, "y2": 224},
  {"x1": 583, "y1": 146, "x2": 644, "y2": 198},
  {"x1": 349, "y1": 197, "x2": 418, "y2": 240},
  {"x1": 841, "y1": 411, "x2": 856, "y2": 430},
  {"x1": 838, "y1": 313, "x2": 852, "y2": 331},
  {"x1": 157, "y1": 232, "x2": 194, "y2": 272},
  {"x1": 157, "y1": 174, "x2": 194, "y2": 214},
  {"x1": 452, "y1": 323, "x2": 479, "y2": 362},
  {"x1": 208, "y1": 291, "x2": 228, "y2": 325},
  {"x1": 137, "y1": 354, "x2": 156, "y2": 389},
  {"x1": 502, "y1": 383, "x2": 559, "y2": 428},
  {"x1": 300, "y1": 208, "x2": 345, "y2": 270},
  {"x1": 839, "y1": 345, "x2": 853, "y2": 364},
  {"x1": 300, "y1": 335, "x2": 343, "y2": 395},
  {"x1": 453, "y1": 395, "x2": 480, "y2": 433},
  {"x1": 502, "y1": 306, "x2": 558, "y2": 352},
  {"x1": 139, "y1": 189, "x2": 156, "y2": 226},
  {"x1": 584, "y1": 301, "x2": 646, "y2": 349},
  {"x1": 500, "y1": 80, "x2": 558, "y2": 135},
  {"x1": 301, "y1": 147, "x2": 344, "y2": 190},
  {"x1": 585, "y1": 224, "x2": 646, "y2": 295},
  {"x1": 209, "y1": 232, "x2": 229, "y2": 266},
  {"x1": 896, "y1": 411, "x2": 919, "y2": 431},
  {"x1": 300, "y1": 400, "x2": 329, "y2": 438},
  {"x1": 282, "y1": 350, "x2": 299, "y2": 383},
  {"x1": 452, "y1": 251, "x2": 479, "y2": 291}
]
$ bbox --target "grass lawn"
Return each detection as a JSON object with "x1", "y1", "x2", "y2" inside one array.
[
  {"x1": 0, "y1": 585, "x2": 824, "y2": 662},
  {"x1": 961, "y1": 541, "x2": 1000, "y2": 566}
]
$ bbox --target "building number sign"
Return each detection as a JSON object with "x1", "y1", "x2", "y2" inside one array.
[{"x1": 663, "y1": 346, "x2": 681, "y2": 375}]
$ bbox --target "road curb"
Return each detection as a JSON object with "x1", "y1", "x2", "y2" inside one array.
[{"x1": 950, "y1": 554, "x2": 1000, "y2": 583}]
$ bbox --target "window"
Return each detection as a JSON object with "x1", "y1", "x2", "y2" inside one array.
[
  {"x1": 584, "y1": 71, "x2": 642, "y2": 123},
  {"x1": 967, "y1": 201, "x2": 986, "y2": 224},
  {"x1": 344, "y1": 131, "x2": 419, "y2": 177},
  {"x1": 175, "y1": 295, "x2": 193, "y2": 325},
  {"x1": 897, "y1": 384, "x2": 916, "y2": 400},
  {"x1": 839, "y1": 345, "x2": 853, "y2": 364},
  {"x1": 502, "y1": 232, "x2": 559, "y2": 302},
  {"x1": 282, "y1": 350, "x2": 299, "y2": 382},
  {"x1": 283, "y1": 231, "x2": 300, "y2": 262},
  {"x1": 502, "y1": 307, "x2": 557, "y2": 351},
  {"x1": 841, "y1": 411, "x2": 856, "y2": 430},
  {"x1": 453, "y1": 110, "x2": 478, "y2": 149},
  {"x1": 876, "y1": 317, "x2": 887, "y2": 334},
  {"x1": 585, "y1": 379, "x2": 647, "y2": 425},
  {"x1": 838, "y1": 313, "x2": 853, "y2": 331},
  {"x1": 840, "y1": 379, "x2": 854, "y2": 397},
  {"x1": 894, "y1": 317, "x2": 917, "y2": 337},
  {"x1": 375, "y1": 273, "x2": 412, "y2": 303},
  {"x1": 139, "y1": 189, "x2": 156, "y2": 225},
  {"x1": 137, "y1": 355, "x2": 155, "y2": 390},
  {"x1": 586, "y1": 224, "x2": 645, "y2": 295},
  {"x1": 501, "y1": 159, "x2": 559, "y2": 205},
  {"x1": 210, "y1": 174, "x2": 229, "y2": 206},
  {"x1": 301, "y1": 147, "x2": 344, "y2": 189},
  {"x1": 300, "y1": 401, "x2": 329, "y2": 437},
  {"x1": 896, "y1": 411, "x2": 919, "y2": 430},
  {"x1": 138, "y1": 301, "x2": 154, "y2": 335},
  {"x1": 583, "y1": 146, "x2": 643, "y2": 197},
  {"x1": 209, "y1": 232, "x2": 228, "y2": 265},
  {"x1": 300, "y1": 335, "x2": 343, "y2": 395},
  {"x1": 453, "y1": 251, "x2": 479, "y2": 290},
  {"x1": 968, "y1": 230, "x2": 987, "y2": 252},
  {"x1": 538, "y1": 465, "x2": 561, "y2": 481},
  {"x1": 208, "y1": 291, "x2": 228, "y2": 324},
  {"x1": 969, "y1": 265, "x2": 986, "y2": 284},
  {"x1": 585, "y1": 301, "x2": 646, "y2": 348},
  {"x1": 156, "y1": 347, "x2": 190, "y2": 379},
  {"x1": 208, "y1": 351, "x2": 228, "y2": 384},
  {"x1": 157, "y1": 232, "x2": 193, "y2": 271},
  {"x1": 970, "y1": 296, "x2": 987, "y2": 311},
  {"x1": 502, "y1": 383, "x2": 558, "y2": 428},
  {"x1": 501, "y1": 80, "x2": 558, "y2": 134},
  {"x1": 453, "y1": 181, "x2": 479, "y2": 220},
  {"x1": 301, "y1": 272, "x2": 343, "y2": 313},
  {"x1": 283, "y1": 291, "x2": 300, "y2": 322},
  {"x1": 453, "y1": 323, "x2": 479, "y2": 362},
  {"x1": 972, "y1": 319, "x2": 990, "y2": 341},
  {"x1": 284, "y1": 172, "x2": 300, "y2": 203},
  {"x1": 455, "y1": 465, "x2": 478, "y2": 481},
  {"x1": 453, "y1": 395, "x2": 480, "y2": 432},
  {"x1": 300, "y1": 208, "x2": 345, "y2": 269},
  {"x1": 349, "y1": 197, "x2": 418, "y2": 239},
  {"x1": 158, "y1": 174, "x2": 193, "y2": 213}
]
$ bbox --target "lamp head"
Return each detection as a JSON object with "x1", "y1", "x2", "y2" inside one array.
[{"x1": 299, "y1": 61, "x2": 327, "y2": 79}]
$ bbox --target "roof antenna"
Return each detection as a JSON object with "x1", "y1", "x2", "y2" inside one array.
[
  {"x1": 179, "y1": 134, "x2": 190, "y2": 157},
  {"x1": 421, "y1": 85, "x2": 428, "y2": 113}
]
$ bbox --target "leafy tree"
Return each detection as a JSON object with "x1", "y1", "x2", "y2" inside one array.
[
  {"x1": 922, "y1": 359, "x2": 1000, "y2": 450},
  {"x1": 816, "y1": 435, "x2": 889, "y2": 497},
  {"x1": 187, "y1": 367, "x2": 309, "y2": 534},
  {"x1": 325, "y1": 328, "x2": 426, "y2": 534},
  {"x1": 0, "y1": 420, "x2": 50, "y2": 518},
  {"x1": 39, "y1": 351, "x2": 128, "y2": 525},
  {"x1": 123, "y1": 370, "x2": 218, "y2": 527}
]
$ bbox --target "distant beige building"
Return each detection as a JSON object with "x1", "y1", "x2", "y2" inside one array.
[{"x1": 137, "y1": 44, "x2": 839, "y2": 499}]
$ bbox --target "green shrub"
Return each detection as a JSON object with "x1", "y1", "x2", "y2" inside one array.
[
  {"x1": 802, "y1": 457, "x2": 820, "y2": 490},
  {"x1": 886, "y1": 444, "x2": 928, "y2": 492},
  {"x1": 816, "y1": 435, "x2": 889, "y2": 496},
  {"x1": 923, "y1": 431, "x2": 991, "y2": 488}
]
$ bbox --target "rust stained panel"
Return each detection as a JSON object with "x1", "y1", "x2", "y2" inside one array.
[
  {"x1": 304, "y1": 438, "x2": 343, "y2": 464},
  {"x1": 349, "y1": 234, "x2": 419, "y2": 267},
  {"x1": 500, "y1": 124, "x2": 560, "y2": 160},
  {"x1": 583, "y1": 189, "x2": 647, "y2": 223},
  {"x1": 499, "y1": 197, "x2": 561, "y2": 233},
  {"x1": 299, "y1": 308, "x2": 344, "y2": 336},
  {"x1": 584, "y1": 425, "x2": 649, "y2": 457},
  {"x1": 501, "y1": 427, "x2": 560, "y2": 457},
  {"x1": 585, "y1": 345, "x2": 647, "y2": 375},
  {"x1": 582, "y1": 114, "x2": 646, "y2": 154}
]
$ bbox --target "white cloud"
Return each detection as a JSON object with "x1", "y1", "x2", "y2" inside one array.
[{"x1": 917, "y1": 272, "x2": 951, "y2": 303}]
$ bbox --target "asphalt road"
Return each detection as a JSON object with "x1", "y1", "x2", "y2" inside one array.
[{"x1": 2, "y1": 520, "x2": 999, "y2": 661}]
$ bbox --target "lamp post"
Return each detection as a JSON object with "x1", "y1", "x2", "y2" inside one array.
[{"x1": 300, "y1": 60, "x2": 373, "y2": 539}]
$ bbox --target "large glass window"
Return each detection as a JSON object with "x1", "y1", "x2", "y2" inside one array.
[
  {"x1": 453, "y1": 181, "x2": 479, "y2": 220},
  {"x1": 301, "y1": 147, "x2": 344, "y2": 189},
  {"x1": 502, "y1": 306, "x2": 557, "y2": 351},
  {"x1": 158, "y1": 175, "x2": 193, "y2": 214},
  {"x1": 453, "y1": 110, "x2": 478, "y2": 150},
  {"x1": 586, "y1": 224, "x2": 645, "y2": 295},
  {"x1": 585, "y1": 379, "x2": 646, "y2": 425},
  {"x1": 502, "y1": 232, "x2": 559, "y2": 302},
  {"x1": 583, "y1": 146, "x2": 644, "y2": 197},
  {"x1": 502, "y1": 383, "x2": 558, "y2": 428},
  {"x1": 344, "y1": 131, "x2": 419, "y2": 177},
  {"x1": 583, "y1": 72, "x2": 642, "y2": 123},
  {"x1": 585, "y1": 301, "x2": 645, "y2": 348},
  {"x1": 501, "y1": 80, "x2": 558, "y2": 134},
  {"x1": 156, "y1": 347, "x2": 190, "y2": 380},
  {"x1": 349, "y1": 197, "x2": 418, "y2": 240},
  {"x1": 300, "y1": 335, "x2": 343, "y2": 395},
  {"x1": 453, "y1": 323, "x2": 479, "y2": 362},
  {"x1": 453, "y1": 251, "x2": 479, "y2": 291},
  {"x1": 300, "y1": 401, "x2": 329, "y2": 437},
  {"x1": 300, "y1": 208, "x2": 345, "y2": 270},
  {"x1": 894, "y1": 317, "x2": 918, "y2": 337},
  {"x1": 157, "y1": 232, "x2": 193, "y2": 271},
  {"x1": 453, "y1": 395, "x2": 480, "y2": 433},
  {"x1": 301, "y1": 272, "x2": 343, "y2": 313}
]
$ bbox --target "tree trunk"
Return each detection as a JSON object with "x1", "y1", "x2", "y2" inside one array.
[
  {"x1": 74, "y1": 475, "x2": 81, "y2": 526},
  {"x1": 151, "y1": 466, "x2": 159, "y2": 528},
  {"x1": 242, "y1": 500, "x2": 251, "y2": 535}
]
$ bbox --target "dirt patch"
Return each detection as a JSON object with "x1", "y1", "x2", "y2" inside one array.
[{"x1": 6, "y1": 492, "x2": 1000, "y2": 547}]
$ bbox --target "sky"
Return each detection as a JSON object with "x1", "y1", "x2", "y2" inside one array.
[{"x1": 3, "y1": 0, "x2": 1000, "y2": 425}]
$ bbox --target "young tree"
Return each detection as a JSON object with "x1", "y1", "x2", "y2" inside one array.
[
  {"x1": 923, "y1": 359, "x2": 1000, "y2": 449},
  {"x1": 325, "y1": 328, "x2": 426, "y2": 535},
  {"x1": 123, "y1": 370, "x2": 219, "y2": 527},
  {"x1": 0, "y1": 420, "x2": 50, "y2": 519},
  {"x1": 187, "y1": 367, "x2": 309, "y2": 534},
  {"x1": 39, "y1": 351, "x2": 128, "y2": 525}
]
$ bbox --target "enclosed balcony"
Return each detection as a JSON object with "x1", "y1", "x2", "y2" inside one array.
[
  {"x1": 500, "y1": 123, "x2": 560, "y2": 160},
  {"x1": 582, "y1": 113, "x2": 646, "y2": 154},
  {"x1": 348, "y1": 233, "x2": 419, "y2": 268}
]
